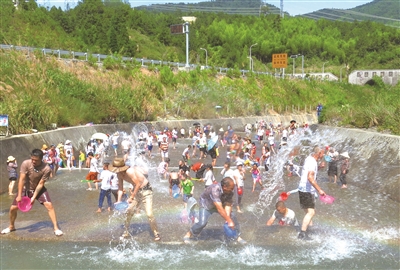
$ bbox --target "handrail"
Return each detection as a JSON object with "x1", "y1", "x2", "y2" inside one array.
[{"x1": 0, "y1": 43, "x2": 275, "y2": 76}]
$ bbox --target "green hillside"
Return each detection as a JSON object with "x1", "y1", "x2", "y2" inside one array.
[{"x1": 351, "y1": 0, "x2": 400, "y2": 19}]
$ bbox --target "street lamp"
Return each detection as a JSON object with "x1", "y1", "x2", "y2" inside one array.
[
  {"x1": 290, "y1": 55, "x2": 298, "y2": 76},
  {"x1": 322, "y1": 61, "x2": 329, "y2": 74},
  {"x1": 298, "y1": 54, "x2": 304, "y2": 78},
  {"x1": 249, "y1": 43, "x2": 257, "y2": 72},
  {"x1": 200, "y1": 47, "x2": 208, "y2": 68}
]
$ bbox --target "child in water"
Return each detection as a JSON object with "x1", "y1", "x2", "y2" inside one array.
[
  {"x1": 266, "y1": 201, "x2": 299, "y2": 226},
  {"x1": 251, "y1": 163, "x2": 263, "y2": 192},
  {"x1": 78, "y1": 150, "x2": 85, "y2": 170}
]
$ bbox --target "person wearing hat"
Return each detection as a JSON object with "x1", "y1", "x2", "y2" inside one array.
[
  {"x1": 297, "y1": 146, "x2": 326, "y2": 240},
  {"x1": 111, "y1": 158, "x2": 160, "y2": 241},
  {"x1": 183, "y1": 177, "x2": 246, "y2": 244},
  {"x1": 7, "y1": 156, "x2": 18, "y2": 195},
  {"x1": 339, "y1": 152, "x2": 350, "y2": 189},
  {"x1": 1, "y1": 149, "x2": 63, "y2": 236}
]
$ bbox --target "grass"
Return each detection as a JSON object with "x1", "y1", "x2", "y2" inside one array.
[{"x1": 0, "y1": 51, "x2": 399, "y2": 135}]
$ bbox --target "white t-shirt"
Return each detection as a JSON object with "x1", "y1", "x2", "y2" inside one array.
[
  {"x1": 282, "y1": 129, "x2": 288, "y2": 138},
  {"x1": 172, "y1": 129, "x2": 178, "y2": 138},
  {"x1": 64, "y1": 144, "x2": 73, "y2": 154},
  {"x1": 233, "y1": 169, "x2": 244, "y2": 187},
  {"x1": 199, "y1": 135, "x2": 207, "y2": 147},
  {"x1": 298, "y1": 155, "x2": 318, "y2": 193},
  {"x1": 272, "y1": 208, "x2": 299, "y2": 226},
  {"x1": 99, "y1": 169, "x2": 115, "y2": 190},
  {"x1": 204, "y1": 170, "x2": 215, "y2": 186},
  {"x1": 182, "y1": 147, "x2": 190, "y2": 156},
  {"x1": 111, "y1": 135, "x2": 119, "y2": 146},
  {"x1": 96, "y1": 143, "x2": 105, "y2": 155},
  {"x1": 89, "y1": 157, "x2": 99, "y2": 173},
  {"x1": 121, "y1": 139, "x2": 131, "y2": 150},
  {"x1": 268, "y1": 135, "x2": 275, "y2": 145},
  {"x1": 146, "y1": 136, "x2": 153, "y2": 146}
]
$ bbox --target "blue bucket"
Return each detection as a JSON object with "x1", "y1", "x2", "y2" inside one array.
[
  {"x1": 114, "y1": 201, "x2": 128, "y2": 212},
  {"x1": 223, "y1": 222, "x2": 237, "y2": 239}
]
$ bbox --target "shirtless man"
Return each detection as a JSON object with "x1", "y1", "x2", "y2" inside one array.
[
  {"x1": 169, "y1": 170, "x2": 181, "y2": 198},
  {"x1": 111, "y1": 158, "x2": 160, "y2": 241}
]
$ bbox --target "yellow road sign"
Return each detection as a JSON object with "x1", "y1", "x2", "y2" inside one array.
[{"x1": 272, "y1": 53, "x2": 288, "y2": 68}]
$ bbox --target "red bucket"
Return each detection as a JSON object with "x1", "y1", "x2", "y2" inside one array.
[{"x1": 279, "y1": 192, "x2": 288, "y2": 201}]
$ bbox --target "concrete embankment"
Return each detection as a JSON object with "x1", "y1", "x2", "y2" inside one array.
[
  {"x1": 1, "y1": 114, "x2": 314, "y2": 191},
  {"x1": 2, "y1": 114, "x2": 399, "y2": 202},
  {"x1": 313, "y1": 125, "x2": 400, "y2": 202}
]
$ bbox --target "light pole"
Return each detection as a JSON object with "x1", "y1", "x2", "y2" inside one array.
[
  {"x1": 322, "y1": 61, "x2": 329, "y2": 74},
  {"x1": 299, "y1": 54, "x2": 304, "y2": 78},
  {"x1": 249, "y1": 43, "x2": 257, "y2": 72},
  {"x1": 290, "y1": 55, "x2": 298, "y2": 76},
  {"x1": 200, "y1": 47, "x2": 208, "y2": 68}
]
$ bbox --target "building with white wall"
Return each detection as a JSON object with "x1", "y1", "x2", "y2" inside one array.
[{"x1": 349, "y1": 70, "x2": 399, "y2": 86}]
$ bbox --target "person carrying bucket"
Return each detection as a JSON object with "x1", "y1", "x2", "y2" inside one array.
[
  {"x1": 183, "y1": 177, "x2": 246, "y2": 244},
  {"x1": 297, "y1": 146, "x2": 326, "y2": 240},
  {"x1": 110, "y1": 158, "x2": 161, "y2": 241},
  {"x1": 1, "y1": 149, "x2": 63, "y2": 236}
]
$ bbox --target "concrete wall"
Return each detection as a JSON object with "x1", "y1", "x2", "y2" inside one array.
[
  {"x1": 2, "y1": 114, "x2": 399, "y2": 202},
  {"x1": 1, "y1": 114, "x2": 316, "y2": 192}
]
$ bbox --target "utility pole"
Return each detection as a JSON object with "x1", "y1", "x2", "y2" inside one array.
[{"x1": 185, "y1": 22, "x2": 189, "y2": 68}]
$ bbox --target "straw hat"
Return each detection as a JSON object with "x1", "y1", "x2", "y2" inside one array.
[
  {"x1": 41, "y1": 144, "x2": 48, "y2": 150},
  {"x1": 340, "y1": 152, "x2": 350, "y2": 159},
  {"x1": 7, "y1": 156, "x2": 16, "y2": 162},
  {"x1": 109, "y1": 158, "x2": 130, "y2": 173}
]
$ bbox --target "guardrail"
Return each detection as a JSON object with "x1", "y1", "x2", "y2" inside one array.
[{"x1": 0, "y1": 44, "x2": 277, "y2": 77}]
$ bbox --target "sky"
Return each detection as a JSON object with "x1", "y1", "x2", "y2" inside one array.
[{"x1": 38, "y1": 0, "x2": 373, "y2": 16}]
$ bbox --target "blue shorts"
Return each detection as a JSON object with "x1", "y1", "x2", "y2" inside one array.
[{"x1": 183, "y1": 194, "x2": 192, "y2": 203}]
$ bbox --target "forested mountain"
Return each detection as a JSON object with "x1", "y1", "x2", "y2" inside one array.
[
  {"x1": 1, "y1": 0, "x2": 399, "y2": 73},
  {"x1": 351, "y1": 0, "x2": 399, "y2": 19},
  {"x1": 301, "y1": 0, "x2": 400, "y2": 28}
]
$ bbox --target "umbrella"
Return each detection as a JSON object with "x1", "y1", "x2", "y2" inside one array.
[
  {"x1": 91, "y1": 132, "x2": 108, "y2": 141},
  {"x1": 207, "y1": 135, "x2": 219, "y2": 151}
]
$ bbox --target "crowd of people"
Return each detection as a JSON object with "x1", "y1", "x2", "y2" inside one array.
[{"x1": 2, "y1": 120, "x2": 351, "y2": 243}]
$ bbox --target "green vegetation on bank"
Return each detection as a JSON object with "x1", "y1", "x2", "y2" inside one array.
[
  {"x1": 1, "y1": 51, "x2": 399, "y2": 135},
  {"x1": 1, "y1": 0, "x2": 399, "y2": 75}
]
